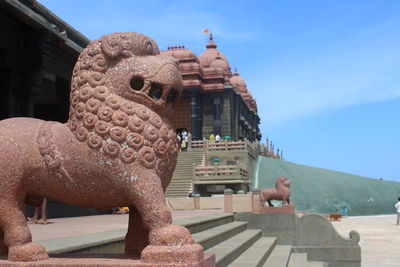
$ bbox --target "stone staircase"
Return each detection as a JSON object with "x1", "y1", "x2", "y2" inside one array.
[
  {"x1": 180, "y1": 214, "x2": 326, "y2": 267},
  {"x1": 39, "y1": 212, "x2": 358, "y2": 266},
  {"x1": 165, "y1": 151, "x2": 203, "y2": 198}
]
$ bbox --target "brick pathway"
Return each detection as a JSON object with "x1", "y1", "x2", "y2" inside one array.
[{"x1": 332, "y1": 214, "x2": 400, "y2": 267}]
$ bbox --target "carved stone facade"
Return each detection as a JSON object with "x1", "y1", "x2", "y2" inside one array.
[{"x1": 162, "y1": 34, "x2": 261, "y2": 142}]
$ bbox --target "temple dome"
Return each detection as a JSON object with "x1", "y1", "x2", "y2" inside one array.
[
  {"x1": 199, "y1": 33, "x2": 230, "y2": 69},
  {"x1": 230, "y1": 69, "x2": 247, "y2": 93},
  {"x1": 210, "y1": 53, "x2": 230, "y2": 72}
]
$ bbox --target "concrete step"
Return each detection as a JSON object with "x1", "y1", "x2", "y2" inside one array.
[
  {"x1": 228, "y1": 237, "x2": 277, "y2": 267},
  {"x1": 166, "y1": 188, "x2": 191, "y2": 191},
  {"x1": 165, "y1": 189, "x2": 190, "y2": 192},
  {"x1": 166, "y1": 189, "x2": 191, "y2": 192},
  {"x1": 205, "y1": 229, "x2": 262, "y2": 267},
  {"x1": 193, "y1": 221, "x2": 248, "y2": 250},
  {"x1": 166, "y1": 183, "x2": 192, "y2": 187},
  {"x1": 308, "y1": 262, "x2": 326, "y2": 267},
  {"x1": 165, "y1": 188, "x2": 191, "y2": 192},
  {"x1": 288, "y1": 253, "x2": 307, "y2": 267},
  {"x1": 263, "y1": 245, "x2": 292, "y2": 267},
  {"x1": 178, "y1": 214, "x2": 234, "y2": 234}
]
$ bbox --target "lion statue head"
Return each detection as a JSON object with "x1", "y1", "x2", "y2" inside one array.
[
  {"x1": 276, "y1": 176, "x2": 291, "y2": 188},
  {"x1": 66, "y1": 32, "x2": 183, "y2": 177}
]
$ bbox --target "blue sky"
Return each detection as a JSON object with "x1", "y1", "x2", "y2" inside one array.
[{"x1": 40, "y1": 0, "x2": 400, "y2": 181}]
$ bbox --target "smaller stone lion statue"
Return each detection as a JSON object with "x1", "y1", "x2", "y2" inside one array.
[{"x1": 260, "y1": 176, "x2": 291, "y2": 207}]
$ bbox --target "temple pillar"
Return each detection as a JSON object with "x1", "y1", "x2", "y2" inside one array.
[
  {"x1": 213, "y1": 95, "x2": 221, "y2": 135},
  {"x1": 190, "y1": 94, "x2": 202, "y2": 140}
]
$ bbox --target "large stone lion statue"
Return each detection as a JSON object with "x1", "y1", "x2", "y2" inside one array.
[
  {"x1": 0, "y1": 32, "x2": 196, "y2": 262},
  {"x1": 260, "y1": 176, "x2": 291, "y2": 207}
]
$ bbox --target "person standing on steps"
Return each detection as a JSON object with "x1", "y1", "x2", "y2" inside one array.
[{"x1": 215, "y1": 134, "x2": 221, "y2": 143}]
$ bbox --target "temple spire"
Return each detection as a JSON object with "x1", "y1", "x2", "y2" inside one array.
[{"x1": 206, "y1": 32, "x2": 217, "y2": 49}]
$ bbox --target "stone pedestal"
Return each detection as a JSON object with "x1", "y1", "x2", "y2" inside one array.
[
  {"x1": 194, "y1": 194, "x2": 201, "y2": 210},
  {"x1": 260, "y1": 204, "x2": 295, "y2": 214},
  {"x1": 0, "y1": 250, "x2": 216, "y2": 266},
  {"x1": 224, "y1": 189, "x2": 233, "y2": 213},
  {"x1": 141, "y1": 244, "x2": 215, "y2": 266},
  {"x1": 251, "y1": 190, "x2": 261, "y2": 214}
]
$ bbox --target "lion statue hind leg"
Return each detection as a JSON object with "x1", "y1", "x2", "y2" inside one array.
[{"x1": 124, "y1": 206, "x2": 149, "y2": 258}]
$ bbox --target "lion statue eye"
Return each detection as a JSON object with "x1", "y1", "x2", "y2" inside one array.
[
  {"x1": 145, "y1": 42, "x2": 153, "y2": 55},
  {"x1": 130, "y1": 76, "x2": 145, "y2": 91}
]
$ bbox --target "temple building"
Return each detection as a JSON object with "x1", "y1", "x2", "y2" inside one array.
[
  {"x1": 0, "y1": 0, "x2": 89, "y2": 122},
  {"x1": 162, "y1": 34, "x2": 261, "y2": 142},
  {"x1": 0, "y1": 0, "x2": 262, "y2": 211}
]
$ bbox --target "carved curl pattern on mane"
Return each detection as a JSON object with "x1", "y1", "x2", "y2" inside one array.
[{"x1": 67, "y1": 32, "x2": 177, "y2": 177}]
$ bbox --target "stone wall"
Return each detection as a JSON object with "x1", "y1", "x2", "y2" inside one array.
[{"x1": 234, "y1": 213, "x2": 361, "y2": 267}]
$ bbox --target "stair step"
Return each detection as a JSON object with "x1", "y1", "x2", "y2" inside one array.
[
  {"x1": 193, "y1": 221, "x2": 248, "y2": 250},
  {"x1": 288, "y1": 253, "x2": 307, "y2": 267},
  {"x1": 228, "y1": 237, "x2": 277, "y2": 267},
  {"x1": 168, "y1": 150, "x2": 202, "y2": 197},
  {"x1": 205, "y1": 229, "x2": 262, "y2": 267},
  {"x1": 263, "y1": 245, "x2": 292, "y2": 267},
  {"x1": 308, "y1": 262, "x2": 325, "y2": 267},
  {"x1": 178, "y1": 214, "x2": 234, "y2": 234}
]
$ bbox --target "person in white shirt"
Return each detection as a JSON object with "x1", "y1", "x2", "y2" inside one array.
[
  {"x1": 215, "y1": 134, "x2": 221, "y2": 143},
  {"x1": 182, "y1": 129, "x2": 187, "y2": 139},
  {"x1": 395, "y1": 197, "x2": 400, "y2": 225}
]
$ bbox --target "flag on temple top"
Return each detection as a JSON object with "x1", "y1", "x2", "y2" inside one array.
[{"x1": 203, "y1": 29, "x2": 209, "y2": 33}]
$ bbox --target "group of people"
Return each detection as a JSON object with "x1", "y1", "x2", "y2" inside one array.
[
  {"x1": 208, "y1": 133, "x2": 221, "y2": 143},
  {"x1": 177, "y1": 129, "x2": 191, "y2": 151}
]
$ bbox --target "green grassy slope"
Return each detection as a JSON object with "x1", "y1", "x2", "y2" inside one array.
[{"x1": 253, "y1": 156, "x2": 400, "y2": 215}]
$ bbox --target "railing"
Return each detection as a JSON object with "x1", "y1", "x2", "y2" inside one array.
[
  {"x1": 190, "y1": 140, "x2": 205, "y2": 149},
  {"x1": 193, "y1": 164, "x2": 249, "y2": 183},
  {"x1": 206, "y1": 141, "x2": 246, "y2": 151},
  {"x1": 188, "y1": 139, "x2": 260, "y2": 153}
]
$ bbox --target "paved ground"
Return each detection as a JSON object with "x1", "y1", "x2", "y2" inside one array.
[
  {"x1": 29, "y1": 209, "x2": 224, "y2": 241},
  {"x1": 331, "y1": 214, "x2": 400, "y2": 267},
  {"x1": 28, "y1": 211, "x2": 399, "y2": 267}
]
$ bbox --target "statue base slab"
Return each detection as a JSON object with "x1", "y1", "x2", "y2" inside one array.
[
  {"x1": 0, "y1": 251, "x2": 216, "y2": 267},
  {"x1": 260, "y1": 204, "x2": 295, "y2": 214},
  {"x1": 141, "y1": 243, "x2": 215, "y2": 266}
]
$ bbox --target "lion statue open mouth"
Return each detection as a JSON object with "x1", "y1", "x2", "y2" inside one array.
[{"x1": 0, "y1": 32, "x2": 196, "y2": 262}]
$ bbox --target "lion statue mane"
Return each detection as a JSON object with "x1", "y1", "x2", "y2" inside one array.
[{"x1": 0, "y1": 32, "x2": 196, "y2": 262}]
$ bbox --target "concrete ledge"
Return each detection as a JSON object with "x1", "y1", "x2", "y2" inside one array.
[
  {"x1": 295, "y1": 246, "x2": 361, "y2": 262},
  {"x1": 234, "y1": 212, "x2": 297, "y2": 245},
  {"x1": 0, "y1": 253, "x2": 216, "y2": 266},
  {"x1": 296, "y1": 214, "x2": 360, "y2": 246},
  {"x1": 295, "y1": 247, "x2": 360, "y2": 267},
  {"x1": 234, "y1": 212, "x2": 361, "y2": 266},
  {"x1": 37, "y1": 229, "x2": 126, "y2": 254}
]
